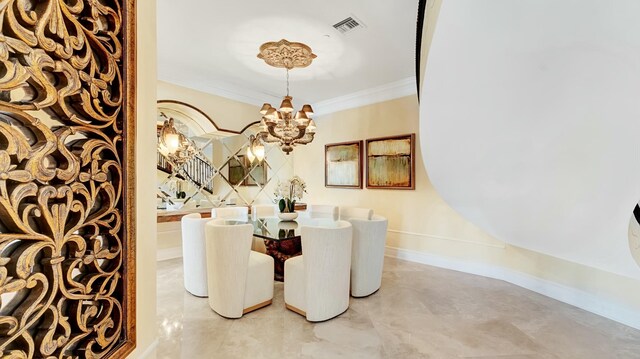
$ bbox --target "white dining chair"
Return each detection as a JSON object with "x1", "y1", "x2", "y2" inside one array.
[
  {"x1": 339, "y1": 207, "x2": 373, "y2": 221},
  {"x1": 284, "y1": 220, "x2": 352, "y2": 322},
  {"x1": 181, "y1": 213, "x2": 210, "y2": 297},
  {"x1": 251, "y1": 204, "x2": 278, "y2": 221},
  {"x1": 205, "y1": 219, "x2": 274, "y2": 318},
  {"x1": 211, "y1": 206, "x2": 249, "y2": 221},
  {"x1": 307, "y1": 204, "x2": 339, "y2": 221},
  {"x1": 348, "y1": 215, "x2": 388, "y2": 297}
]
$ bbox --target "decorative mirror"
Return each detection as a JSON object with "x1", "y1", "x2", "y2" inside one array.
[{"x1": 156, "y1": 101, "x2": 294, "y2": 210}]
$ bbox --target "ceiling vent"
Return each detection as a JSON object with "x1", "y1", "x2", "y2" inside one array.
[{"x1": 332, "y1": 16, "x2": 365, "y2": 34}]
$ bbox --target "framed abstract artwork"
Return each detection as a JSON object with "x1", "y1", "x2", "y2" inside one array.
[
  {"x1": 325, "y1": 141, "x2": 363, "y2": 188},
  {"x1": 366, "y1": 134, "x2": 416, "y2": 190}
]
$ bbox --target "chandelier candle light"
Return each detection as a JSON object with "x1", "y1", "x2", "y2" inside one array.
[{"x1": 256, "y1": 39, "x2": 317, "y2": 155}]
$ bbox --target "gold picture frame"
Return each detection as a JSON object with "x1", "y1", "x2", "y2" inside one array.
[
  {"x1": 325, "y1": 140, "x2": 363, "y2": 189},
  {"x1": 366, "y1": 134, "x2": 416, "y2": 190}
]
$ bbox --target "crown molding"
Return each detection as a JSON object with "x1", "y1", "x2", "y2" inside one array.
[
  {"x1": 158, "y1": 75, "x2": 417, "y2": 116},
  {"x1": 313, "y1": 77, "x2": 417, "y2": 116},
  {"x1": 158, "y1": 75, "x2": 284, "y2": 108}
]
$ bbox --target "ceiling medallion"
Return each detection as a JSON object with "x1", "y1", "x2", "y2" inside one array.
[
  {"x1": 254, "y1": 39, "x2": 317, "y2": 155},
  {"x1": 257, "y1": 39, "x2": 317, "y2": 69}
]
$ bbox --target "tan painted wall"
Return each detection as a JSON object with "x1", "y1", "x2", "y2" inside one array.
[
  {"x1": 129, "y1": 1, "x2": 158, "y2": 358},
  {"x1": 157, "y1": 80, "x2": 259, "y2": 131},
  {"x1": 295, "y1": 96, "x2": 500, "y2": 245},
  {"x1": 293, "y1": 95, "x2": 640, "y2": 323}
]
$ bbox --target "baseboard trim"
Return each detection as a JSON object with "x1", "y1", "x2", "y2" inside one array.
[
  {"x1": 157, "y1": 246, "x2": 182, "y2": 261},
  {"x1": 138, "y1": 338, "x2": 159, "y2": 359},
  {"x1": 385, "y1": 246, "x2": 640, "y2": 330},
  {"x1": 387, "y1": 229, "x2": 506, "y2": 249}
]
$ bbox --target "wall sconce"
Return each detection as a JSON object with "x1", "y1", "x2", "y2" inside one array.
[
  {"x1": 158, "y1": 115, "x2": 197, "y2": 165},
  {"x1": 247, "y1": 134, "x2": 265, "y2": 163},
  {"x1": 165, "y1": 133, "x2": 180, "y2": 154}
]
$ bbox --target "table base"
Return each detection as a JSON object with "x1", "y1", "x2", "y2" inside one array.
[{"x1": 264, "y1": 237, "x2": 302, "y2": 281}]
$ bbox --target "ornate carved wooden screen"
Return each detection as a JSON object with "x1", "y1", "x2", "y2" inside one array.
[{"x1": 0, "y1": 0, "x2": 136, "y2": 358}]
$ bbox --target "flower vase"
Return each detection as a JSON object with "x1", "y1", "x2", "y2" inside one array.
[{"x1": 278, "y1": 212, "x2": 298, "y2": 221}]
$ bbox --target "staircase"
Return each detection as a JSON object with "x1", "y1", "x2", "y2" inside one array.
[{"x1": 157, "y1": 152, "x2": 215, "y2": 193}]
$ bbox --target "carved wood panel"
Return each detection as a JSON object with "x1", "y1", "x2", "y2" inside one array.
[{"x1": 0, "y1": 0, "x2": 136, "y2": 358}]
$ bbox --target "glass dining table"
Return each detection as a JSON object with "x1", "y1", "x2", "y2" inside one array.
[{"x1": 227, "y1": 215, "x2": 338, "y2": 281}]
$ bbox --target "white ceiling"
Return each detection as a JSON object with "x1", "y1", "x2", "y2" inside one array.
[{"x1": 157, "y1": 0, "x2": 419, "y2": 108}]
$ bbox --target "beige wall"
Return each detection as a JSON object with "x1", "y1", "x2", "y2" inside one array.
[
  {"x1": 130, "y1": 0, "x2": 158, "y2": 358},
  {"x1": 295, "y1": 96, "x2": 500, "y2": 245},
  {"x1": 158, "y1": 80, "x2": 259, "y2": 131},
  {"x1": 294, "y1": 95, "x2": 640, "y2": 326}
]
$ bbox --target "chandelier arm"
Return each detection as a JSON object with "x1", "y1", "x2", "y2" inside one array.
[
  {"x1": 295, "y1": 132, "x2": 315, "y2": 143},
  {"x1": 296, "y1": 125, "x2": 308, "y2": 138},
  {"x1": 258, "y1": 129, "x2": 281, "y2": 143},
  {"x1": 289, "y1": 125, "x2": 308, "y2": 141},
  {"x1": 295, "y1": 134, "x2": 315, "y2": 145},
  {"x1": 266, "y1": 124, "x2": 285, "y2": 141}
]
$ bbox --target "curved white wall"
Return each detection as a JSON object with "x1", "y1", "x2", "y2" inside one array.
[{"x1": 421, "y1": 0, "x2": 640, "y2": 278}]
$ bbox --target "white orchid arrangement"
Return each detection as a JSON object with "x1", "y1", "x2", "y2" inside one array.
[{"x1": 274, "y1": 176, "x2": 307, "y2": 213}]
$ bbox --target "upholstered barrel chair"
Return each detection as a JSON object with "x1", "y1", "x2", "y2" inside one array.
[
  {"x1": 211, "y1": 206, "x2": 249, "y2": 221},
  {"x1": 181, "y1": 213, "x2": 211, "y2": 297},
  {"x1": 205, "y1": 219, "x2": 274, "y2": 318},
  {"x1": 348, "y1": 215, "x2": 388, "y2": 297},
  {"x1": 284, "y1": 220, "x2": 352, "y2": 322},
  {"x1": 307, "y1": 204, "x2": 339, "y2": 221}
]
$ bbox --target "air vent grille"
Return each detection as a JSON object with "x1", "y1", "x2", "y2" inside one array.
[{"x1": 333, "y1": 16, "x2": 364, "y2": 34}]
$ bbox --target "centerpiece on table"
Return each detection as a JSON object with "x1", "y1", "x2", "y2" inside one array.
[{"x1": 274, "y1": 176, "x2": 306, "y2": 221}]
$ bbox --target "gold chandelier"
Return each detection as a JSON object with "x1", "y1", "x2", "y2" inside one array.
[{"x1": 256, "y1": 39, "x2": 317, "y2": 155}]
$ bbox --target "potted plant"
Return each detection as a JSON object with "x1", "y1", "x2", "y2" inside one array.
[{"x1": 274, "y1": 176, "x2": 306, "y2": 221}]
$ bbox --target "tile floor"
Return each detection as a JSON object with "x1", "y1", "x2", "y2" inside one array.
[{"x1": 157, "y1": 257, "x2": 640, "y2": 358}]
